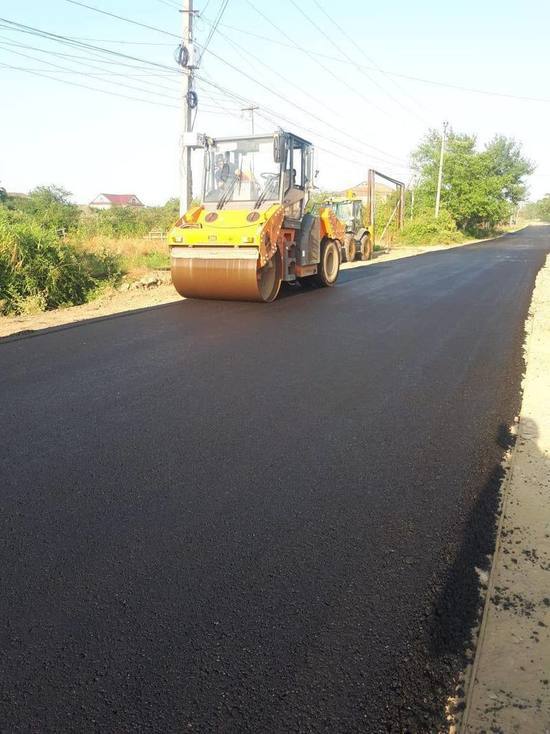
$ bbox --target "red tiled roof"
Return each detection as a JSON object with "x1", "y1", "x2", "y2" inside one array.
[{"x1": 90, "y1": 193, "x2": 144, "y2": 206}]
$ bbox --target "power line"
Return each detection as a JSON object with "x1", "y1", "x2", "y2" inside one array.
[
  {"x1": 195, "y1": 73, "x2": 410, "y2": 173},
  {"x1": 16, "y1": 6, "x2": 543, "y2": 108},
  {"x1": 64, "y1": 0, "x2": 224, "y2": 75},
  {"x1": 0, "y1": 61, "x2": 178, "y2": 108},
  {"x1": 64, "y1": 0, "x2": 180, "y2": 38},
  {"x1": 254, "y1": 106, "x2": 392, "y2": 175},
  {"x1": 0, "y1": 60, "x2": 243, "y2": 122},
  {"x1": 0, "y1": 19, "x2": 247, "y2": 122},
  {"x1": 0, "y1": 66, "x2": 173, "y2": 78},
  {"x1": 0, "y1": 42, "x2": 180, "y2": 101},
  {"x1": 63, "y1": 38, "x2": 175, "y2": 45},
  {"x1": 0, "y1": 15, "x2": 409, "y2": 171},
  {"x1": 0, "y1": 60, "x2": 245, "y2": 122},
  {"x1": 154, "y1": 0, "x2": 180, "y2": 8},
  {"x1": 311, "y1": 0, "x2": 429, "y2": 120},
  {"x1": 200, "y1": 16, "x2": 550, "y2": 107},
  {"x1": 0, "y1": 17, "x2": 182, "y2": 73},
  {"x1": 197, "y1": 0, "x2": 230, "y2": 63},
  {"x1": 196, "y1": 65, "x2": 409, "y2": 170},
  {"x1": 201, "y1": 20, "x2": 340, "y2": 119},
  {"x1": 195, "y1": 39, "x2": 408, "y2": 165},
  {"x1": 374, "y1": 71, "x2": 550, "y2": 106},
  {"x1": 209, "y1": 23, "x2": 389, "y2": 151},
  {"x1": 57, "y1": 0, "x2": 409, "y2": 164},
  {"x1": 0, "y1": 37, "x2": 177, "y2": 73},
  {"x1": 0, "y1": 39, "x2": 186, "y2": 97},
  {"x1": 299, "y1": 0, "x2": 430, "y2": 125},
  {"x1": 0, "y1": 36, "x2": 182, "y2": 95},
  {"x1": 195, "y1": 73, "x2": 410, "y2": 171},
  {"x1": 244, "y1": 1, "x2": 394, "y2": 122},
  {"x1": 0, "y1": 50, "x2": 401, "y2": 175}
]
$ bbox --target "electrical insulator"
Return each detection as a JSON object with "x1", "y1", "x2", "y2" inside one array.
[{"x1": 176, "y1": 43, "x2": 189, "y2": 68}]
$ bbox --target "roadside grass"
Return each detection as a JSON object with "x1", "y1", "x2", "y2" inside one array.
[
  {"x1": 0, "y1": 217, "x2": 170, "y2": 316},
  {"x1": 74, "y1": 236, "x2": 169, "y2": 280},
  {"x1": 121, "y1": 250, "x2": 170, "y2": 276},
  {"x1": 381, "y1": 218, "x2": 528, "y2": 251},
  {"x1": 0, "y1": 208, "x2": 97, "y2": 315}
]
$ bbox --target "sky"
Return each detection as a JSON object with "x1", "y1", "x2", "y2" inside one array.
[{"x1": 1, "y1": 0, "x2": 550, "y2": 205}]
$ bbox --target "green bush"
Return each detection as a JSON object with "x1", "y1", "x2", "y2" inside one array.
[
  {"x1": 396, "y1": 209, "x2": 464, "y2": 246},
  {"x1": 15, "y1": 185, "x2": 81, "y2": 233},
  {"x1": 0, "y1": 208, "x2": 120, "y2": 315},
  {"x1": 0, "y1": 186, "x2": 179, "y2": 315},
  {"x1": 77, "y1": 199, "x2": 179, "y2": 240}
]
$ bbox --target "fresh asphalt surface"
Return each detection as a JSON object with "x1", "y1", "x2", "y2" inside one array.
[{"x1": 1, "y1": 227, "x2": 549, "y2": 732}]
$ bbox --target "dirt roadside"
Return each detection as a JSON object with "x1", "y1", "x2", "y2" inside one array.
[
  {"x1": 461, "y1": 254, "x2": 550, "y2": 732},
  {"x1": 0, "y1": 236, "x2": 501, "y2": 340}
]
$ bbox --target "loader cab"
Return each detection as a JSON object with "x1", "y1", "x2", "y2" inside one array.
[
  {"x1": 202, "y1": 131, "x2": 313, "y2": 217},
  {"x1": 331, "y1": 198, "x2": 363, "y2": 234}
]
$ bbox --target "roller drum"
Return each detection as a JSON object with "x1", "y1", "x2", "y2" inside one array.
[{"x1": 171, "y1": 246, "x2": 281, "y2": 303}]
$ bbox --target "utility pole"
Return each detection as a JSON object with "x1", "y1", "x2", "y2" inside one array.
[
  {"x1": 410, "y1": 175, "x2": 417, "y2": 220},
  {"x1": 241, "y1": 105, "x2": 259, "y2": 135},
  {"x1": 180, "y1": 0, "x2": 196, "y2": 216},
  {"x1": 368, "y1": 168, "x2": 376, "y2": 245},
  {"x1": 398, "y1": 184, "x2": 405, "y2": 230},
  {"x1": 435, "y1": 120, "x2": 448, "y2": 218}
]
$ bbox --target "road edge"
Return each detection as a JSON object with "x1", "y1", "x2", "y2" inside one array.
[{"x1": 459, "y1": 252, "x2": 550, "y2": 731}]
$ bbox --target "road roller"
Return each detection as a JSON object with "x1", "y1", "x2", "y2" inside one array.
[{"x1": 167, "y1": 131, "x2": 345, "y2": 302}]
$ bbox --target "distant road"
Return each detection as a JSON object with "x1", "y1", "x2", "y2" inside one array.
[{"x1": 1, "y1": 227, "x2": 549, "y2": 732}]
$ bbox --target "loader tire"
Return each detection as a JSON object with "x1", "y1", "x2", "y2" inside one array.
[
  {"x1": 347, "y1": 240, "x2": 357, "y2": 262},
  {"x1": 359, "y1": 233, "x2": 373, "y2": 261}
]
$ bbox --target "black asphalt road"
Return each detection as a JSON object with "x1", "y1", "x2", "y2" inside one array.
[{"x1": 1, "y1": 227, "x2": 549, "y2": 733}]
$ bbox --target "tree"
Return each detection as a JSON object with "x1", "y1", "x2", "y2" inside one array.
[
  {"x1": 411, "y1": 129, "x2": 533, "y2": 232},
  {"x1": 537, "y1": 195, "x2": 550, "y2": 221},
  {"x1": 160, "y1": 197, "x2": 180, "y2": 229},
  {"x1": 521, "y1": 193, "x2": 550, "y2": 222},
  {"x1": 20, "y1": 185, "x2": 80, "y2": 233}
]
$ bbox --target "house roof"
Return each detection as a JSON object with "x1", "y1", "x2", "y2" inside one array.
[
  {"x1": 91, "y1": 193, "x2": 144, "y2": 205},
  {"x1": 339, "y1": 181, "x2": 395, "y2": 198}
]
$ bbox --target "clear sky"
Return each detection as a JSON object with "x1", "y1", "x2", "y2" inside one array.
[{"x1": 1, "y1": 0, "x2": 550, "y2": 205}]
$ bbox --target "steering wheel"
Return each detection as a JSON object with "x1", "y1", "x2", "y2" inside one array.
[{"x1": 260, "y1": 172, "x2": 278, "y2": 180}]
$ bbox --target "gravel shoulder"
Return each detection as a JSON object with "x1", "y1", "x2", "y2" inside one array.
[
  {"x1": 0, "y1": 236, "x2": 501, "y2": 341},
  {"x1": 462, "y1": 254, "x2": 550, "y2": 731}
]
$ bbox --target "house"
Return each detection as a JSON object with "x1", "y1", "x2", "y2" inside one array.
[
  {"x1": 337, "y1": 181, "x2": 395, "y2": 204},
  {"x1": 89, "y1": 193, "x2": 144, "y2": 209},
  {"x1": 7, "y1": 192, "x2": 29, "y2": 199}
]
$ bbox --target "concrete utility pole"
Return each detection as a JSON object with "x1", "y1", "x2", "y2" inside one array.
[
  {"x1": 410, "y1": 175, "x2": 418, "y2": 220},
  {"x1": 435, "y1": 120, "x2": 448, "y2": 218},
  {"x1": 180, "y1": 0, "x2": 195, "y2": 216},
  {"x1": 241, "y1": 105, "x2": 259, "y2": 135}
]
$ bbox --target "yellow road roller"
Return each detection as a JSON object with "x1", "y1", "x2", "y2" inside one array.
[{"x1": 167, "y1": 131, "x2": 345, "y2": 302}]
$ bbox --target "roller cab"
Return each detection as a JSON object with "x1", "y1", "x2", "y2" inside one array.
[{"x1": 168, "y1": 131, "x2": 344, "y2": 302}]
